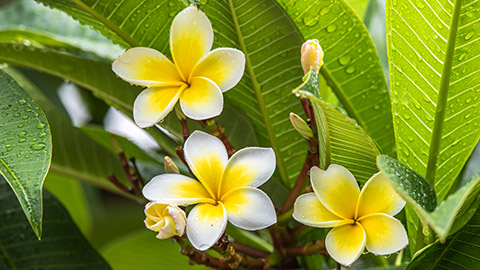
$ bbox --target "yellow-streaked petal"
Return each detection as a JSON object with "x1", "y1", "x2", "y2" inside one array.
[
  {"x1": 179, "y1": 77, "x2": 223, "y2": 120},
  {"x1": 358, "y1": 213, "x2": 408, "y2": 255},
  {"x1": 293, "y1": 193, "x2": 352, "y2": 228},
  {"x1": 310, "y1": 165, "x2": 360, "y2": 220},
  {"x1": 222, "y1": 187, "x2": 276, "y2": 230},
  {"x1": 326, "y1": 224, "x2": 366, "y2": 266},
  {"x1": 186, "y1": 203, "x2": 227, "y2": 251},
  {"x1": 356, "y1": 172, "x2": 406, "y2": 218},
  {"x1": 184, "y1": 131, "x2": 228, "y2": 199},
  {"x1": 112, "y1": 47, "x2": 183, "y2": 87},
  {"x1": 142, "y1": 174, "x2": 214, "y2": 205},
  {"x1": 219, "y1": 147, "x2": 275, "y2": 196},
  {"x1": 170, "y1": 6, "x2": 213, "y2": 80},
  {"x1": 190, "y1": 48, "x2": 245, "y2": 92},
  {"x1": 133, "y1": 85, "x2": 184, "y2": 128}
]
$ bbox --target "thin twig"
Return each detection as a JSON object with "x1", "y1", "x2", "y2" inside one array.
[
  {"x1": 107, "y1": 174, "x2": 133, "y2": 195},
  {"x1": 231, "y1": 242, "x2": 270, "y2": 258}
]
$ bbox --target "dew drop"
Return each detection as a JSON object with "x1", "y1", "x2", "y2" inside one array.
[
  {"x1": 30, "y1": 143, "x2": 46, "y2": 151},
  {"x1": 326, "y1": 24, "x2": 337, "y2": 33},
  {"x1": 345, "y1": 66, "x2": 356, "y2": 74},
  {"x1": 338, "y1": 55, "x2": 352, "y2": 66},
  {"x1": 464, "y1": 31, "x2": 475, "y2": 40}
]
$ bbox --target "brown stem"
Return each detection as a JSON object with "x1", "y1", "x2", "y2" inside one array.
[
  {"x1": 107, "y1": 174, "x2": 133, "y2": 195},
  {"x1": 175, "y1": 146, "x2": 194, "y2": 175},
  {"x1": 285, "y1": 240, "x2": 328, "y2": 257},
  {"x1": 337, "y1": 263, "x2": 342, "y2": 270},
  {"x1": 280, "y1": 155, "x2": 312, "y2": 214},
  {"x1": 221, "y1": 246, "x2": 269, "y2": 270},
  {"x1": 176, "y1": 237, "x2": 230, "y2": 269},
  {"x1": 129, "y1": 157, "x2": 144, "y2": 186},
  {"x1": 199, "y1": 119, "x2": 236, "y2": 155},
  {"x1": 180, "y1": 117, "x2": 190, "y2": 142},
  {"x1": 118, "y1": 153, "x2": 141, "y2": 195},
  {"x1": 231, "y1": 242, "x2": 269, "y2": 258}
]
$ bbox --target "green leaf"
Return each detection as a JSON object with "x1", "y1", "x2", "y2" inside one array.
[
  {"x1": 5, "y1": 68, "x2": 130, "y2": 193},
  {"x1": 101, "y1": 231, "x2": 207, "y2": 270},
  {"x1": 379, "y1": 155, "x2": 480, "y2": 241},
  {"x1": 346, "y1": 0, "x2": 371, "y2": 18},
  {"x1": 0, "y1": 0, "x2": 123, "y2": 59},
  {"x1": 0, "y1": 176, "x2": 111, "y2": 269},
  {"x1": 44, "y1": 173, "x2": 93, "y2": 236},
  {"x1": 295, "y1": 76, "x2": 380, "y2": 184},
  {"x1": 387, "y1": 0, "x2": 480, "y2": 200},
  {"x1": 0, "y1": 69, "x2": 51, "y2": 238},
  {"x1": 406, "y1": 207, "x2": 480, "y2": 270},
  {"x1": 277, "y1": 0, "x2": 395, "y2": 156}
]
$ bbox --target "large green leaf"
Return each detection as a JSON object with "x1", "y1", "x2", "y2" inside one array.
[
  {"x1": 0, "y1": 0, "x2": 123, "y2": 59},
  {"x1": 277, "y1": 0, "x2": 395, "y2": 156},
  {"x1": 379, "y1": 155, "x2": 480, "y2": 241},
  {"x1": 0, "y1": 69, "x2": 51, "y2": 238},
  {"x1": 5, "y1": 68, "x2": 130, "y2": 193},
  {"x1": 0, "y1": 176, "x2": 111, "y2": 269},
  {"x1": 101, "y1": 231, "x2": 207, "y2": 270},
  {"x1": 295, "y1": 73, "x2": 380, "y2": 184},
  {"x1": 387, "y1": 0, "x2": 480, "y2": 200},
  {"x1": 406, "y1": 206, "x2": 480, "y2": 270}
]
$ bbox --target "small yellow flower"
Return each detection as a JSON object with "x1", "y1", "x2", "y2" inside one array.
[
  {"x1": 144, "y1": 202, "x2": 186, "y2": 239},
  {"x1": 112, "y1": 6, "x2": 245, "y2": 127},
  {"x1": 293, "y1": 164, "x2": 408, "y2": 266},
  {"x1": 143, "y1": 131, "x2": 277, "y2": 250},
  {"x1": 301, "y1": 39, "x2": 324, "y2": 75}
]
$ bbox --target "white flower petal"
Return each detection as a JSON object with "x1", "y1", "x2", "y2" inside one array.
[
  {"x1": 180, "y1": 77, "x2": 223, "y2": 120},
  {"x1": 142, "y1": 174, "x2": 213, "y2": 205},
  {"x1": 190, "y1": 48, "x2": 245, "y2": 92},
  {"x1": 186, "y1": 203, "x2": 227, "y2": 251},
  {"x1": 222, "y1": 187, "x2": 276, "y2": 230},
  {"x1": 133, "y1": 86, "x2": 183, "y2": 128},
  {"x1": 112, "y1": 47, "x2": 182, "y2": 87},
  {"x1": 170, "y1": 6, "x2": 213, "y2": 80},
  {"x1": 220, "y1": 147, "x2": 276, "y2": 195},
  {"x1": 184, "y1": 131, "x2": 228, "y2": 198}
]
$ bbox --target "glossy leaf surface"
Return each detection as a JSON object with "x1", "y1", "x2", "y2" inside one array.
[
  {"x1": 387, "y1": 0, "x2": 480, "y2": 200},
  {"x1": 0, "y1": 69, "x2": 51, "y2": 238}
]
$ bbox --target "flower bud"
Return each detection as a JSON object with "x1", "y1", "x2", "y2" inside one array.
[
  {"x1": 144, "y1": 202, "x2": 186, "y2": 239},
  {"x1": 301, "y1": 39, "x2": 324, "y2": 75},
  {"x1": 290, "y1": 112, "x2": 313, "y2": 140},
  {"x1": 164, "y1": 156, "x2": 180, "y2": 174}
]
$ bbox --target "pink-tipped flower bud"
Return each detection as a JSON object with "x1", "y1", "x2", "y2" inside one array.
[{"x1": 301, "y1": 39, "x2": 324, "y2": 75}]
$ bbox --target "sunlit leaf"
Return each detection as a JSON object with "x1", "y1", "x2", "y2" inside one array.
[{"x1": 387, "y1": 0, "x2": 480, "y2": 200}]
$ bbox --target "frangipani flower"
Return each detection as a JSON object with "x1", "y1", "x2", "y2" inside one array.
[
  {"x1": 293, "y1": 165, "x2": 408, "y2": 266},
  {"x1": 143, "y1": 131, "x2": 277, "y2": 250},
  {"x1": 112, "y1": 6, "x2": 245, "y2": 127},
  {"x1": 144, "y1": 202, "x2": 186, "y2": 239}
]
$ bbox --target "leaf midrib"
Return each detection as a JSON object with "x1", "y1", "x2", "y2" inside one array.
[
  {"x1": 425, "y1": 0, "x2": 463, "y2": 186},
  {"x1": 72, "y1": 0, "x2": 138, "y2": 47},
  {"x1": 227, "y1": 0, "x2": 289, "y2": 186}
]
